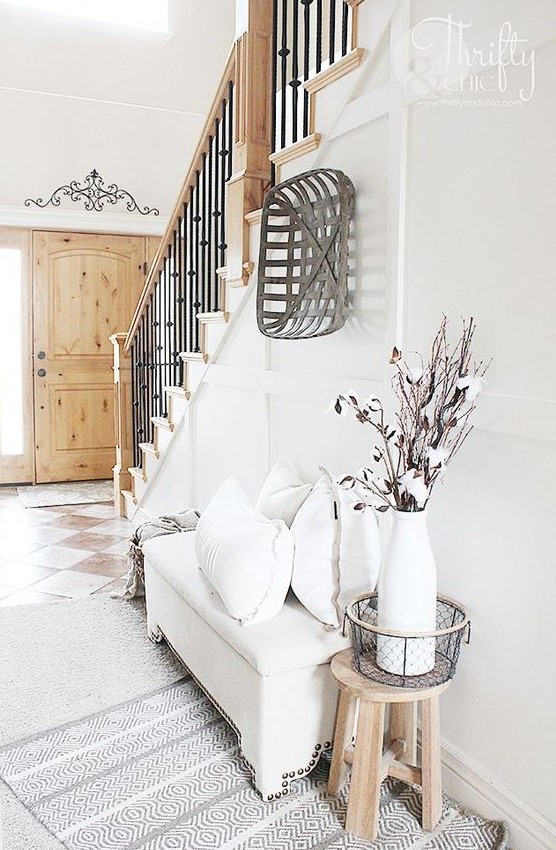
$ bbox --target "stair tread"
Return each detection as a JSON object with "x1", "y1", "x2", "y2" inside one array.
[
  {"x1": 128, "y1": 466, "x2": 146, "y2": 481},
  {"x1": 121, "y1": 489, "x2": 137, "y2": 505},
  {"x1": 152, "y1": 416, "x2": 175, "y2": 432},
  {"x1": 179, "y1": 351, "x2": 209, "y2": 364},
  {"x1": 197, "y1": 310, "x2": 229, "y2": 324},
  {"x1": 165, "y1": 385, "x2": 191, "y2": 399},
  {"x1": 138, "y1": 442, "x2": 160, "y2": 458}
]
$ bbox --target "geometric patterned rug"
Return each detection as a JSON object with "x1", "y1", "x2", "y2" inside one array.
[
  {"x1": 17, "y1": 480, "x2": 113, "y2": 508},
  {"x1": 0, "y1": 678, "x2": 508, "y2": 850}
]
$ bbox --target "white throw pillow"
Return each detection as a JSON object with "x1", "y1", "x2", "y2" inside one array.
[
  {"x1": 291, "y1": 469, "x2": 380, "y2": 628},
  {"x1": 195, "y1": 477, "x2": 294, "y2": 625},
  {"x1": 256, "y1": 460, "x2": 312, "y2": 527}
]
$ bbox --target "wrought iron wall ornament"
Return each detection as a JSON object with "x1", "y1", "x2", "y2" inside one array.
[
  {"x1": 257, "y1": 168, "x2": 355, "y2": 339},
  {"x1": 24, "y1": 169, "x2": 159, "y2": 216}
]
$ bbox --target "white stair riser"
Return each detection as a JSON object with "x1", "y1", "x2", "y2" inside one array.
[
  {"x1": 122, "y1": 490, "x2": 137, "y2": 521},
  {"x1": 154, "y1": 426, "x2": 174, "y2": 454},
  {"x1": 132, "y1": 474, "x2": 148, "y2": 502},
  {"x1": 203, "y1": 321, "x2": 228, "y2": 355},
  {"x1": 184, "y1": 360, "x2": 207, "y2": 393},
  {"x1": 168, "y1": 394, "x2": 189, "y2": 427},
  {"x1": 143, "y1": 450, "x2": 160, "y2": 480}
]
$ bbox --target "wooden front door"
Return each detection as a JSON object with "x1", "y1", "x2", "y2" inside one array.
[{"x1": 33, "y1": 232, "x2": 146, "y2": 483}]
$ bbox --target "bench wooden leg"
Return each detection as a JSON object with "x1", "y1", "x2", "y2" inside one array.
[
  {"x1": 345, "y1": 700, "x2": 385, "y2": 841},
  {"x1": 390, "y1": 702, "x2": 417, "y2": 765},
  {"x1": 328, "y1": 690, "x2": 356, "y2": 795},
  {"x1": 421, "y1": 695, "x2": 442, "y2": 831}
]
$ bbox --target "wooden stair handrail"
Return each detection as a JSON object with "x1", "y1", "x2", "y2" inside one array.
[{"x1": 125, "y1": 47, "x2": 237, "y2": 351}]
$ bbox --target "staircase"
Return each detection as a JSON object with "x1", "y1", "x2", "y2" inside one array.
[{"x1": 111, "y1": 0, "x2": 369, "y2": 521}]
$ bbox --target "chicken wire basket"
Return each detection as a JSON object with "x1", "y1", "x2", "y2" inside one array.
[{"x1": 344, "y1": 593, "x2": 470, "y2": 689}]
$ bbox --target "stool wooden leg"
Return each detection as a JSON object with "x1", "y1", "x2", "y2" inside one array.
[
  {"x1": 345, "y1": 701, "x2": 385, "y2": 842},
  {"x1": 421, "y1": 696, "x2": 442, "y2": 831},
  {"x1": 390, "y1": 702, "x2": 417, "y2": 765},
  {"x1": 328, "y1": 691, "x2": 356, "y2": 795}
]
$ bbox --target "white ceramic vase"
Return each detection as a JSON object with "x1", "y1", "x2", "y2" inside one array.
[{"x1": 376, "y1": 510, "x2": 437, "y2": 676}]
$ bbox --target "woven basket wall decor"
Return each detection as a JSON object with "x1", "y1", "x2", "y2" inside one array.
[{"x1": 257, "y1": 169, "x2": 355, "y2": 339}]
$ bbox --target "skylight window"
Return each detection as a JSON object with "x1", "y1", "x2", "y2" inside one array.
[{"x1": 1, "y1": 0, "x2": 168, "y2": 34}]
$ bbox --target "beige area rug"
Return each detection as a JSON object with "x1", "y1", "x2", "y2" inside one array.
[
  {"x1": 0, "y1": 597, "x2": 509, "y2": 850},
  {"x1": 17, "y1": 480, "x2": 114, "y2": 508}
]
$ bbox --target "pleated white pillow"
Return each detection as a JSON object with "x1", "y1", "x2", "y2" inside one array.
[
  {"x1": 196, "y1": 477, "x2": 294, "y2": 625},
  {"x1": 256, "y1": 460, "x2": 312, "y2": 527},
  {"x1": 291, "y1": 470, "x2": 380, "y2": 628}
]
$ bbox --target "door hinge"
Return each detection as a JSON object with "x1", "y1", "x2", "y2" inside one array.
[{"x1": 143, "y1": 261, "x2": 148, "y2": 275}]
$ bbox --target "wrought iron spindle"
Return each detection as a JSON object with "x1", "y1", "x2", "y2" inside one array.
[
  {"x1": 193, "y1": 174, "x2": 201, "y2": 351},
  {"x1": 131, "y1": 337, "x2": 139, "y2": 466},
  {"x1": 279, "y1": 0, "x2": 289, "y2": 149},
  {"x1": 291, "y1": 0, "x2": 300, "y2": 143},
  {"x1": 186, "y1": 189, "x2": 195, "y2": 353},
  {"x1": 316, "y1": 0, "x2": 323, "y2": 73},
  {"x1": 341, "y1": 0, "x2": 349, "y2": 56},
  {"x1": 328, "y1": 0, "x2": 337, "y2": 66},
  {"x1": 213, "y1": 120, "x2": 221, "y2": 307},
  {"x1": 302, "y1": 0, "x2": 311, "y2": 138}
]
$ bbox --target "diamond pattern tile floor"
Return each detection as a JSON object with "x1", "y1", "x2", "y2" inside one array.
[{"x1": 0, "y1": 487, "x2": 131, "y2": 606}]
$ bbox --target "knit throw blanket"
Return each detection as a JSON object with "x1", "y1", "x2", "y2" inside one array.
[{"x1": 117, "y1": 509, "x2": 199, "y2": 599}]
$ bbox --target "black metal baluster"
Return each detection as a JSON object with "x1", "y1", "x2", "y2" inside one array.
[
  {"x1": 328, "y1": 0, "x2": 336, "y2": 65},
  {"x1": 341, "y1": 0, "x2": 349, "y2": 56},
  {"x1": 146, "y1": 297, "x2": 154, "y2": 443},
  {"x1": 227, "y1": 82, "x2": 234, "y2": 180},
  {"x1": 290, "y1": 0, "x2": 300, "y2": 143},
  {"x1": 187, "y1": 190, "x2": 195, "y2": 352},
  {"x1": 219, "y1": 98, "x2": 228, "y2": 270},
  {"x1": 213, "y1": 119, "x2": 222, "y2": 305},
  {"x1": 200, "y1": 155, "x2": 207, "y2": 316},
  {"x1": 206, "y1": 141, "x2": 214, "y2": 312},
  {"x1": 131, "y1": 338, "x2": 139, "y2": 467},
  {"x1": 316, "y1": 0, "x2": 323, "y2": 73},
  {"x1": 302, "y1": 0, "x2": 311, "y2": 137},
  {"x1": 279, "y1": 0, "x2": 288, "y2": 149},
  {"x1": 176, "y1": 216, "x2": 184, "y2": 385},
  {"x1": 156, "y1": 272, "x2": 163, "y2": 418},
  {"x1": 140, "y1": 312, "x2": 148, "y2": 449},
  {"x1": 193, "y1": 175, "x2": 201, "y2": 351},
  {"x1": 133, "y1": 317, "x2": 145, "y2": 466}
]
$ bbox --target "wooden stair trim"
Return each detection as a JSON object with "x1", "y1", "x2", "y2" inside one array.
[
  {"x1": 121, "y1": 489, "x2": 137, "y2": 506},
  {"x1": 269, "y1": 133, "x2": 322, "y2": 168},
  {"x1": 303, "y1": 48, "x2": 365, "y2": 95},
  {"x1": 128, "y1": 466, "x2": 146, "y2": 482},
  {"x1": 138, "y1": 442, "x2": 159, "y2": 459},
  {"x1": 245, "y1": 209, "x2": 262, "y2": 226},
  {"x1": 164, "y1": 386, "x2": 191, "y2": 400},
  {"x1": 180, "y1": 352, "x2": 209, "y2": 364},
  {"x1": 197, "y1": 311, "x2": 229, "y2": 324},
  {"x1": 151, "y1": 416, "x2": 175, "y2": 432}
]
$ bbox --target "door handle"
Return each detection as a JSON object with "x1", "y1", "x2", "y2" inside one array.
[
  {"x1": 37, "y1": 368, "x2": 47, "y2": 377},
  {"x1": 37, "y1": 351, "x2": 46, "y2": 360}
]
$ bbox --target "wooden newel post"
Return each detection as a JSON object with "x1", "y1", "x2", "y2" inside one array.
[
  {"x1": 110, "y1": 333, "x2": 133, "y2": 517},
  {"x1": 227, "y1": 0, "x2": 273, "y2": 286}
]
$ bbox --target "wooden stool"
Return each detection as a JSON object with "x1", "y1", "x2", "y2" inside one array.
[{"x1": 328, "y1": 649, "x2": 451, "y2": 842}]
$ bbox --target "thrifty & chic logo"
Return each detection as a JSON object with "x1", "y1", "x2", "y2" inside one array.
[{"x1": 395, "y1": 15, "x2": 536, "y2": 106}]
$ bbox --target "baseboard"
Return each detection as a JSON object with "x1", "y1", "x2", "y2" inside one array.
[{"x1": 441, "y1": 740, "x2": 556, "y2": 850}]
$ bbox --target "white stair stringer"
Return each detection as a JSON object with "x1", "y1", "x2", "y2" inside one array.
[{"x1": 121, "y1": 253, "x2": 255, "y2": 519}]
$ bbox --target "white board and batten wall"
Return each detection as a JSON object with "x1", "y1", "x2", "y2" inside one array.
[{"x1": 143, "y1": 2, "x2": 556, "y2": 848}]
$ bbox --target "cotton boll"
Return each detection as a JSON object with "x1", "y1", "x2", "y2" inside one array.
[
  {"x1": 457, "y1": 375, "x2": 484, "y2": 401},
  {"x1": 399, "y1": 471, "x2": 429, "y2": 508},
  {"x1": 427, "y1": 447, "x2": 448, "y2": 468},
  {"x1": 407, "y1": 367, "x2": 423, "y2": 384}
]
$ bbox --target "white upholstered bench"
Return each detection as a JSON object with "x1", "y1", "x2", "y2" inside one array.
[{"x1": 143, "y1": 531, "x2": 349, "y2": 800}]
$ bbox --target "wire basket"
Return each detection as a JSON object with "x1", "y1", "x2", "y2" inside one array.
[{"x1": 344, "y1": 593, "x2": 470, "y2": 689}]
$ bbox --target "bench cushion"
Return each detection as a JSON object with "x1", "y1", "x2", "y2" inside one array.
[{"x1": 143, "y1": 531, "x2": 349, "y2": 677}]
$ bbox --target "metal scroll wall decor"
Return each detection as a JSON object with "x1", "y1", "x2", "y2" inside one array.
[
  {"x1": 24, "y1": 169, "x2": 159, "y2": 216},
  {"x1": 256, "y1": 168, "x2": 355, "y2": 340}
]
